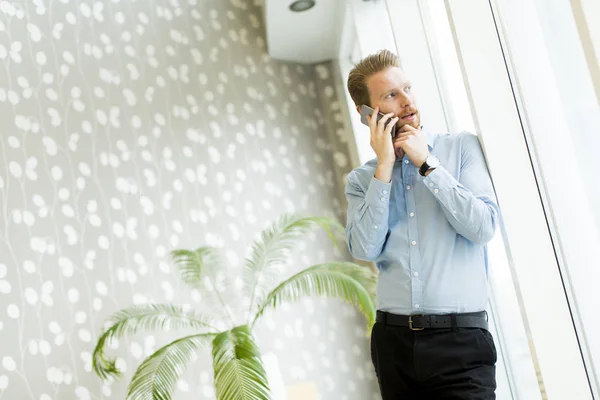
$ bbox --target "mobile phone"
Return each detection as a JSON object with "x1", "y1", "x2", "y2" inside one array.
[{"x1": 360, "y1": 104, "x2": 398, "y2": 138}]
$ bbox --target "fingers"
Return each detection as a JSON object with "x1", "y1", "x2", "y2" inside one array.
[
  {"x1": 384, "y1": 116, "x2": 399, "y2": 137},
  {"x1": 399, "y1": 124, "x2": 417, "y2": 132},
  {"x1": 394, "y1": 133, "x2": 410, "y2": 144},
  {"x1": 367, "y1": 107, "x2": 379, "y2": 131},
  {"x1": 377, "y1": 113, "x2": 395, "y2": 134},
  {"x1": 395, "y1": 125, "x2": 419, "y2": 141}
]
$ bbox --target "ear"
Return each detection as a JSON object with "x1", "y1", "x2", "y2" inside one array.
[{"x1": 355, "y1": 105, "x2": 361, "y2": 115}]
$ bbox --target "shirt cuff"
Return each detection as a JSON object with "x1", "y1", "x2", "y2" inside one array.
[
  {"x1": 422, "y1": 166, "x2": 458, "y2": 194},
  {"x1": 365, "y1": 176, "x2": 392, "y2": 207}
]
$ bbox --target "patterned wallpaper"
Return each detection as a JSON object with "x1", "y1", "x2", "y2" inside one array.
[{"x1": 0, "y1": 0, "x2": 379, "y2": 399}]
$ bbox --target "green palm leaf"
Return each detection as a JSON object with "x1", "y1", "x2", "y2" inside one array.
[
  {"x1": 127, "y1": 333, "x2": 215, "y2": 400},
  {"x1": 92, "y1": 304, "x2": 216, "y2": 379},
  {"x1": 212, "y1": 325, "x2": 270, "y2": 400},
  {"x1": 170, "y1": 247, "x2": 223, "y2": 288},
  {"x1": 171, "y1": 248, "x2": 236, "y2": 324},
  {"x1": 244, "y1": 214, "x2": 346, "y2": 320},
  {"x1": 251, "y1": 262, "x2": 377, "y2": 329}
]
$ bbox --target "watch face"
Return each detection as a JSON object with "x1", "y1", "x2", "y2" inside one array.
[{"x1": 427, "y1": 155, "x2": 441, "y2": 168}]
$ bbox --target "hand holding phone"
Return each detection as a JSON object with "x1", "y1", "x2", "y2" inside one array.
[
  {"x1": 360, "y1": 105, "x2": 399, "y2": 139},
  {"x1": 360, "y1": 104, "x2": 398, "y2": 166}
]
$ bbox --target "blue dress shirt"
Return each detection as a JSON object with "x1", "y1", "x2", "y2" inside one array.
[{"x1": 345, "y1": 132, "x2": 499, "y2": 315}]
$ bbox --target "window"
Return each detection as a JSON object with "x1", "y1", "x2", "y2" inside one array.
[{"x1": 491, "y1": 0, "x2": 600, "y2": 395}]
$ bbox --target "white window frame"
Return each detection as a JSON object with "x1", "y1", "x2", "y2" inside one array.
[
  {"x1": 384, "y1": 0, "x2": 449, "y2": 135},
  {"x1": 484, "y1": 0, "x2": 600, "y2": 396}
]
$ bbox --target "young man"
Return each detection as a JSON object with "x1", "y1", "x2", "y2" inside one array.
[{"x1": 345, "y1": 49, "x2": 499, "y2": 399}]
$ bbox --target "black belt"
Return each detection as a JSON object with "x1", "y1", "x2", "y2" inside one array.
[{"x1": 376, "y1": 310, "x2": 489, "y2": 331}]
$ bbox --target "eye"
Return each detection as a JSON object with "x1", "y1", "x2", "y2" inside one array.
[
  {"x1": 406, "y1": 85, "x2": 412, "y2": 92},
  {"x1": 385, "y1": 92, "x2": 396, "y2": 99}
]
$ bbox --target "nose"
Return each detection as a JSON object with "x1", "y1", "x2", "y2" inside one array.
[{"x1": 397, "y1": 91, "x2": 413, "y2": 108}]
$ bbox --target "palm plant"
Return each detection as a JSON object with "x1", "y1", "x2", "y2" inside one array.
[{"x1": 92, "y1": 214, "x2": 377, "y2": 400}]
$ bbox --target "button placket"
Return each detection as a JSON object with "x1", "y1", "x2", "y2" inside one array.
[{"x1": 404, "y1": 162, "x2": 423, "y2": 310}]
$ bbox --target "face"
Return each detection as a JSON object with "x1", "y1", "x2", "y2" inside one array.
[{"x1": 358, "y1": 66, "x2": 421, "y2": 130}]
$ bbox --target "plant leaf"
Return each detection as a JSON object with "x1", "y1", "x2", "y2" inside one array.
[
  {"x1": 244, "y1": 214, "x2": 346, "y2": 319},
  {"x1": 251, "y1": 262, "x2": 377, "y2": 329},
  {"x1": 170, "y1": 247, "x2": 222, "y2": 289},
  {"x1": 212, "y1": 325, "x2": 270, "y2": 400},
  {"x1": 126, "y1": 333, "x2": 215, "y2": 400},
  {"x1": 308, "y1": 217, "x2": 347, "y2": 249},
  {"x1": 171, "y1": 247, "x2": 235, "y2": 323},
  {"x1": 92, "y1": 304, "x2": 215, "y2": 380}
]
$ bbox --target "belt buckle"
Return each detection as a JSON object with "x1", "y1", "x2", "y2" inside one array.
[{"x1": 409, "y1": 314, "x2": 425, "y2": 331}]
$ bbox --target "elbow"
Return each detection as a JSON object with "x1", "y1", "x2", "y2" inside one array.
[
  {"x1": 469, "y1": 203, "x2": 499, "y2": 245},
  {"x1": 470, "y1": 214, "x2": 498, "y2": 245},
  {"x1": 349, "y1": 247, "x2": 381, "y2": 262},
  {"x1": 347, "y1": 234, "x2": 382, "y2": 261},
  {"x1": 470, "y1": 228, "x2": 495, "y2": 246}
]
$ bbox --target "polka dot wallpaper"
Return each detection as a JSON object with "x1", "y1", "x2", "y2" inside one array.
[{"x1": 0, "y1": 0, "x2": 380, "y2": 399}]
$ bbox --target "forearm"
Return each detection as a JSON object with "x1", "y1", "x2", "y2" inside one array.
[
  {"x1": 423, "y1": 166, "x2": 499, "y2": 245},
  {"x1": 345, "y1": 175, "x2": 392, "y2": 261},
  {"x1": 374, "y1": 162, "x2": 394, "y2": 184}
]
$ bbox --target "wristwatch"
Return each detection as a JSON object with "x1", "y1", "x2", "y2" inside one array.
[{"x1": 419, "y1": 155, "x2": 441, "y2": 176}]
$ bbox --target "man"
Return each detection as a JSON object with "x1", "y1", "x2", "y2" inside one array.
[{"x1": 345, "y1": 49, "x2": 499, "y2": 399}]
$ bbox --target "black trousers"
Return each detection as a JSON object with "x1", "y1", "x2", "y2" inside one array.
[{"x1": 371, "y1": 321, "x2": 497, "y2": 399}]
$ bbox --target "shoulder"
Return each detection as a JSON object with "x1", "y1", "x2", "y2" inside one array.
[
  {"x1": 433, "y1": 131, "x2": 483, "y2": 155},
  {"x1": 432, "y1": 131, "x2": 479, "y2": 147},
  {"x1": 458, "y1": 131, "x2": 482, "y2": 148}
]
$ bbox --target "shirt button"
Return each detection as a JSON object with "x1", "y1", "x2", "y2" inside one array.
[
  {"x1": 415, "y1": 304, "x2": 420, "y2": 309},
  {"x1": 406, "y1": 185, "x2": 411, "y2": 190},
  {"x1": 405, "y1": 160, "x2": 409, "y2": 164},
  {"x1": 414, "y1": 272, "x2": 419, "y2": 277},
  {"x1": 411, "y1": 240, "x2": 417, "y2": 246},
  {"x1": 410, "y1": 212, "x2": 415, "y2": 217},
  {"x1": 434, "y1": 189, "x2": 439, "y2": 194},
  {"x1": 429, "y1": 183, "x2": 434, "y2": 187},
  {"x1": 382, "y1": 190, "x2": 388, "y2": 195},
  {"x1": 380, "y1": 197, "x2": 386, "y2": 202},
  {"x1": 374, "y1": 225, "x2": 379, "y2": 230}
]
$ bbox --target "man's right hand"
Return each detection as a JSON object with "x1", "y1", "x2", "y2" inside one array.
[{"x1": 368, "y1": 107, "x2": 398, "y2": 183}]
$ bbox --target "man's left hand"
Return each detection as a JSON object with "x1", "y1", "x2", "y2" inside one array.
[{"x1": 393, "y1": 125, "x2": 429, "y2": 167}]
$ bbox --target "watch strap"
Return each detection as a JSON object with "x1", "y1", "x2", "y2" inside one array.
[{"x1": 419, "y1": 160, "x2": 431, "y2": 176}]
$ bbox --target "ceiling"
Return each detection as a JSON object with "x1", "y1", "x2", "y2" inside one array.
[{"x1": 264, "y1": 0, "x2": 346, "y2": 64}]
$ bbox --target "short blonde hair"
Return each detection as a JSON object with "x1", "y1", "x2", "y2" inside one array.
[{"x1": 347, "y1": 49, "x2": 401, "y2": 107}]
